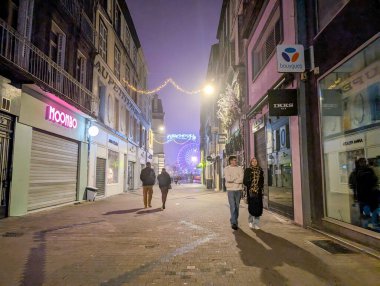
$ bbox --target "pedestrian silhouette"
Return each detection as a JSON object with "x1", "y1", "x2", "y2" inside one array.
[
  {"x1": 140, "y1": 162, "x2": 156, "y2": 208},
  {"x1": 157, "y1": 168, "x2": 172, "y2": 210}
]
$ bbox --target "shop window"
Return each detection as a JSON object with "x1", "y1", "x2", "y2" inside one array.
[
  {"x1": 108, "y1": 150, "x2": 119, "y2": 184},
  {"x1": 319, "y1": 37, "x2": 380, "y2": 232}
]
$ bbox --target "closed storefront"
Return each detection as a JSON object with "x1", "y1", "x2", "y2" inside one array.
[
  {"x1": 9, "y1": 86, "x2": 88, "y2": 216},
  {"x1": 28, "y1": 130, "x2": 78, "y2": 210},
  {"x1": 254, "y1": 125, "x2": 268, "y2": 207}
]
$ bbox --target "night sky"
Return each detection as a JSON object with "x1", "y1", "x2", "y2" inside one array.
[{"x1": 126, "y1": 0, "x2": 223, "y2": 166}]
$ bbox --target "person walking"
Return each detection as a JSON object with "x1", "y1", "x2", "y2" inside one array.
[
  {"x1": 157, "y1": 168, "x2": 172, "y2": 210},
  {"x1": 224, "y1": 156, "x2": 244, "y2": 230},
  {"x1": 243, "y1": 157, "x2": 264, "y2": 230},
  {"x1": 140, "y1": 162, "x2": 156, "y2": 208}
]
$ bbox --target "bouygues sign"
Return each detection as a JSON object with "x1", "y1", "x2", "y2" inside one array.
[
  {"x1": 276, "y1": 44, "x2": 305, "y2": 73},
  {"x1": 45, "y1": 105, "x2": 78, "y2": 129}
]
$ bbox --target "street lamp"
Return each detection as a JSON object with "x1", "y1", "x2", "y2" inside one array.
[
  {"x1": 159, "y1": 125, "x2": 165, "y2": 132},
  {"x1": 203, "y1": 84, "x2": 215, "y2": 96}
]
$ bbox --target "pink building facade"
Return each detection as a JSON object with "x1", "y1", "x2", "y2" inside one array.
[{"x1": 245, "y1": 0, "x2": 303, "y2": 224}]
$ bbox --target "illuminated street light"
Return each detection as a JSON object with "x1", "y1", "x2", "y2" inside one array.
[
  {"x1": 203, "y1": 84, "x2": 215, "y2": 95},
  {"x1": 191, "y1": 156, "x2": 198, "y2": 163},
  {"x1": 159, "y1": 125, "x2": 165, "y2": 132},
  {"x1": 88, "y1": 125, "x2": 99, "y2": 137}
]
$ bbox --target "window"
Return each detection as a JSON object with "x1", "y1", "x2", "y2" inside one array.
[
  {"x1": 130, "y1": 115, "x2": 135, "y2": 140},
  {"x1": 125, "y1": 108, "x2": 130, "y2": 136},
  {"x1": 135, "y1": 121, "x2": 140, "y2": 145},
  {"x1": 317, "y1": 0, "x2": 350, "y2": 31},
  {"x1": 251, "y1": 7, "x2": 281, "y2": 80},
  {"x1": 99, "y1": 20, "x2": 108, "y2": 61},
  {"x1": 114, "y1": 46, "x2": 121, "y2": 79},
  {"x1": 108, "y1": 150, "x2": 119, "y2": 184},
  {"x1": 319, "y1": 38, "x2": 380, "y2": 232},
  {"x1": 76, "y1": 51, "x2": 87, "y2": 87},
  {"x1": 132, "y1": 45, "x2": 137, "y2": 66},
  {"x1": 114, "y1": 5, "x2": 121, "y2": 37},
  {"x1": 124, "y1": 27, "x2": 131, "y2": 53},
  {"x1": 108, "y1": 94, "x2": 113, "y2": 123},
  {"x1": 125, "y1": 65, "x2": 130, "y2": 89},
  {"x1": 114, "y1": 98, "x2": 119, "y2": 130},
  {"x1": 50, "y1": 22, "x2": 66, "y2": 67}
]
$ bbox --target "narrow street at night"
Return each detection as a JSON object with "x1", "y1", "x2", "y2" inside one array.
[{"x1": 0, "y1": 184, "x2": 379, "y2": 286}]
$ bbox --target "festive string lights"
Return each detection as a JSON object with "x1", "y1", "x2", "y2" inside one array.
[{"x1": 123, "y1": 78, "x2": 210, "y2": 95}]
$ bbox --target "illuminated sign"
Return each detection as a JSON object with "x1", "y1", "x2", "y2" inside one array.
[
  {"x1": 167, "y1": 134, "x2": 196, "y2": 141},
  {"x1": 45, "y1": 105, "x2": 78, "y2": 129}
]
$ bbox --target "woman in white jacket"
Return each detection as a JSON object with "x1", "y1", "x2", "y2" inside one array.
[{"x1": 224, "y1": 156, "x2": 244, "y2": 230}]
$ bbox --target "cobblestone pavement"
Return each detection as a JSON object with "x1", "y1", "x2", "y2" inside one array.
[{"x1": 0, "y1": 184, "x2": 379, "y2": 286}]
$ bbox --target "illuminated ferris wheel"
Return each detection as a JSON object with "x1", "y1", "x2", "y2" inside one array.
[{"x1": 176, "y1": 142, "x2": 200, "y2": 173}]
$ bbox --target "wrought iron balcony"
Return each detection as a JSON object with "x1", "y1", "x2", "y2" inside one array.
[{"x1": 0, "y1": 19, "x2": 96, "y2": 115}]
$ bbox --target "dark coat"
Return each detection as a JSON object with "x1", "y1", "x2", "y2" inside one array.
[
  {"x1": 140, "y1": 167, "x2": 156, "y2": 186},
  {"x1": 243, "y1": 167, "x2": 264, "y2": 217},
  {"x1": 349, "y1": 166, "x2": 378, "y2": 210},
  {"x1": 157, "y1": 172, "x2": 171, "y2": 188}
]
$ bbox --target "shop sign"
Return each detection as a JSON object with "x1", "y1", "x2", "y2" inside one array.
[
  {"x1": 95, "y1": 61, "x2": 140, "y2": 118},
  {"x1": 342, "y1": 137, "x2": 364, "y2": 147},
  {"x1": 45, "y1": 105, "x2": 77, "y2": 129},
  {"x1": 108, "y1": 138, "x2": 119, "y2": 146},
  {"x1": 218, "y1": 134, "x2": 227, "y2": 144},
  {"x1": 276, "y1": 45, "x2": 305, "y2": 72},
  {"x1": 252, "y1": 117, "x2": 264, "y2": 132},
  {"x1": 268, "y1": 89, "x2": 298, "y2": 116}
]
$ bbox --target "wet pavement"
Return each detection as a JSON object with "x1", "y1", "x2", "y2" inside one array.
[{"x1": 0, "y1": 184, "x2": 379, "y2": 286}]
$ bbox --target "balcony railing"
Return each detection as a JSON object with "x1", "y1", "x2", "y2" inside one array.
[{"x1": 0, "y1": 19, "x2": 96, "y2": 114}]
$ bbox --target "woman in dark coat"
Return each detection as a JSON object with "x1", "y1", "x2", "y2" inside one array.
[
  {"x1": 157, "y1": 168, "x2": 172, "y2": 210},
  {"x1": 243, "y1": 157, "x2": 264, "y2": 229}
]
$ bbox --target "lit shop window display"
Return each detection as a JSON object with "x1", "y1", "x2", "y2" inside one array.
[{"x1": 319, "y1": 38, "x2": 380, "y2": 232}]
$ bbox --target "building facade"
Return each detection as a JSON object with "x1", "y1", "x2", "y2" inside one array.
[
  {"x1": 151, "y1": 94, "x2": 165, "y2": 175},
  {"x1": 88, "y1": 0, "x2": 151, "y2": 197},
  {"x1": 300, "y1": 0, "x2": 380, "y2": 248},
  {"x1": 0, "y1": 0, "x2": 97, "y2": 216}
]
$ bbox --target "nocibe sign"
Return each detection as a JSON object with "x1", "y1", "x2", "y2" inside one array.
[{"x1": 45, "y1": 105, "x2": 78, "y2": 129}]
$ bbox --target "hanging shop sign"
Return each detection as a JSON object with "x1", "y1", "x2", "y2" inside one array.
[
  {"x1": 45, "y1": 105, "x2": 78, "y2": 129},
  {"x1": 252, "y1": 117, "x2": 264, "y2": 132},
  {"x1": 268, "y1": 89, "x2": 298, "y2": 116},
  {"x1": 218, "y1": 134, "x2": 227, "y2": 144},
  {"x1": 276, "y1": 45, "x2": 305, "y2": 73}
]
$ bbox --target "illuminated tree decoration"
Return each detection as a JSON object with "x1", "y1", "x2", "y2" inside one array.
[{"x1": 216, "y1": 84, "x2": 241, "y2": 128}]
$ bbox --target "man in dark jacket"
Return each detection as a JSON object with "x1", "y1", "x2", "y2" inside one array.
[
  {"x1": 140, "y1": 162, "x2": 156, "y2": 208},
  {"x1": 157, "y1": 168, "x2": 172, "y2": 210}
]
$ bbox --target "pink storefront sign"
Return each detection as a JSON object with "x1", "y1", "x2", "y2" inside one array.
[{"x1": 45, "y1": 105, "x2": 78, "y2": 129}]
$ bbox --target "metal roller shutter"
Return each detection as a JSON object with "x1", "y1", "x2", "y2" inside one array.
[
  {"x1": 28, "y1": 130, "x2": 78, "y2": 211},
  {"x1": 254, "y1": 127, "x2": 268, "y2": 205},
  {"x1": 96, "y1": 157, "x2": 106, "y2": 196}
]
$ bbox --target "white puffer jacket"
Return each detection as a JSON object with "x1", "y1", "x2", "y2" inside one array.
[{"x1": 224, "y1": 165, "x2": 244, "y2": 191}]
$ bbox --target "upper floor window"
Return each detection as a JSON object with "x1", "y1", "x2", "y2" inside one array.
[
  {"x1": 99, "y1": 20, "x2": 108, "y2": 61},
  {"x1": 114, "y1": 98, "x2": 119, "y2": 130},
  {"x1": 50, "y1": 21, "x2": 66, "y2": 68},
  {"x1": 114, "y1": 5, "x2": 121, "y2": 37},
  {"x1": 317, "y1": 0, "x2": 350, "y2": 31},
  {"x1": 76, "y1": 50, "x2": 87, "y2": 87},
  {"x1": 132, "y1": 45, "x2": 137, "y2": 66},
  {"x1": 124, "y1": 27, "x2": 131, "y2": 53},
  {"x1": 114, "y1": 45, "x2": 121, "y2": 79},
  {"x1": 251, "y1": 5, "x2": 282, "y2": 80}
]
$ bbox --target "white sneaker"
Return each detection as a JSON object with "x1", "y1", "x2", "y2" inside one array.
[
  {"x1": 254, "y1": 225, "x2": 260, "y2": 230},
  {"x1": 249, "y1": 222, "x2": 253, "y2": 229}
]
